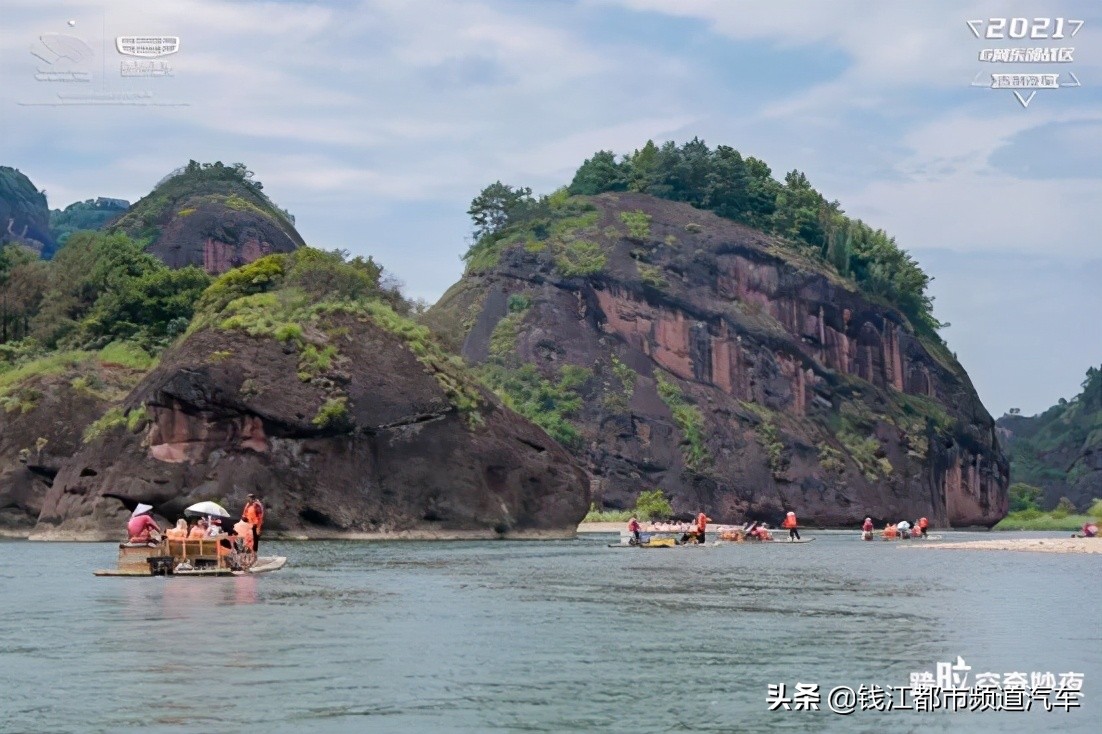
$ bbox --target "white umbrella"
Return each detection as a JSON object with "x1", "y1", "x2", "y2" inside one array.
[
  {"x1": 131, "y1": 503, "x2": 153, "y2": 518},
  {"x1": 184, "y1": 501, "x2": 231, "y2": 518}
]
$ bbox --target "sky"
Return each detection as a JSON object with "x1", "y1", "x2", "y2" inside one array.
[{"x1": 1, "y1": 0, "x2": 1100, "y2": 418}]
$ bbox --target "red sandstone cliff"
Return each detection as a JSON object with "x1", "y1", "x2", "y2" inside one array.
[
  {"x1": 32, "y1": 312, "x2": 589, "y2": 541},
  {"x1": 428, "y1": 193, "x2": 1008, "y2": 527},
  {"x1": 109, "y1": 163, "x2": 304, "y2": 274}
]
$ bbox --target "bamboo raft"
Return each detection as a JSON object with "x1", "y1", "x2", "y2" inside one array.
[{"x1": 94, "y1": 537, "x2": 286, "y2": 577}]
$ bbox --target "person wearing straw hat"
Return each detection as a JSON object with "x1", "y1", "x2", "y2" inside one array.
[{"x1": 126, "y1": 504, "x2": 160, "y2": 544}]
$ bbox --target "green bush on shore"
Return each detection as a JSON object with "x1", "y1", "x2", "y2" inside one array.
[
  {"x1": 583, "y1": 488, "x2": 673, "y2": 522},
  {"x1": 994, "y1": 510, "x2": 1098, "y2": 531}
]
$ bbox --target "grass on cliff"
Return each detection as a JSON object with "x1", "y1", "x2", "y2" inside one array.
[
  {"x1": 194, "y1": 249, "x2": 485, "y2": 424},
  {"x1": 477, "y1": 363, "x2": 589, "y2": 447},
  {"x1": 462, "y1": 189, "x2": 603, "y2": 276},
  {"x1": 0, "y1": 344, "x2": 152, "y2": 413},
  {"x1": 82, "y1": 404, "x2": 151, "y2": 443},
  {"x1": 601, "y1": 355, "x2": 636, "y2": 412},
  {"x1": 740, "y1": 401, "x2": 786, "y2": 478},
  {"x1": 656, "y1": 372, "x2": 709, "y2": 471}
]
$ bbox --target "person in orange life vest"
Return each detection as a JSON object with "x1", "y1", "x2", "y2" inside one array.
[
  {"x1": 782, "y1": 511, "x2": 800, "y2": 541},
  {"x1": 242, "y1": 493, "x2": 264, "y2": 551},
  {"x1": 917, "y1": 517, "x2": 929, "y2": 538},
  {"x1": 127, "y1": 509, "x2": 160, "y2": 544},
  {"x1": 234, "y1": 520, "x2": 256, "y2": 551},
  {"x1": 188, "y1": 518, "x2": 208, "y2": 539},
  {"x1": 883, "y1": 523, "x2": 896, "y2": 539},
  {"x1": 165, "y1": 519, "x2": 188, "y2": 539},
  {"x1": 627, "y1": 516, "x2": 641, "y2": 544},
  {"x1": 694, "y1": 512, "x2": 711, "y2": 544}
]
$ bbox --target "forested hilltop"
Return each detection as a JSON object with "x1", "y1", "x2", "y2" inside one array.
[
  {"x1": 998, "y1": 366, "x2": 1102, "y2": 512},
  {"x1": 431, "y1": 139, "x2": 1006, "y2": 526},
  {"x1": 108, "y1": 160, "x2": 304, "y2": 273},
  {"x1": 567, "y1": 140, "x2": 940, "y2": 335}
]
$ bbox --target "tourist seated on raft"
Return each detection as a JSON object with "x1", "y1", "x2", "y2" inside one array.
[
  {"x1": 188, "y1": 519, "x2": 209, "y2": 539},
  {"x1": 1077, "y1": 522, "x2": 1098, "y2": 538},
  {"x1": 896, "y1": 520, "x2": 912, "y2": 539},
  {"x1": 234, "y1": 520, "x2": 256, "y2": 551},
  {"x1": 883, "y1": 523, "x2": 897, "y2": 539},
  {"x1": 127, "y1": 509, "x2": 161, "y2": 545},
  {"x1": 164, "y1": 519, "x2": 189, "y2": 539},
  {"x1": 207, "y1": 518, "x2": 225, "y2": 537}
]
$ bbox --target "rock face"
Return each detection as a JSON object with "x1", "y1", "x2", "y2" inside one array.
[
  {"x1": 0, "y1": 166, "x2": 56, "y2": 257},
  {"x1": 109, "y1": 163, "x2": 304, "y2": 274},
  {"x1": 429, "y1": 193, "x2": 1008, "y2": 527},
  {"x1": 32, "y1": 314, "x2": 589, "y2": 540},
  {"x1": 0, "y1": 355, "x2": 147, "y2": 535}
]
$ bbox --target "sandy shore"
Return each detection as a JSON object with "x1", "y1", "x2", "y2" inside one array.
[
  {"x1": 904, "y1": 537, "x2": 1102, "y2": 555},
  {"x1": 576, "y1": 522, "x2": 623, "y2": 533}
]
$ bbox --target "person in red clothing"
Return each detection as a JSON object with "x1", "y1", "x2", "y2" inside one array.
[
  {"x1": 694, "y1": 512, "x2": 711, "y2": 544},
  {"x1": 241, "y1": 493, "x2": 265, "y2": 551},
  {"x1": 627, "y1": 516, "x2": 641, "y2": 545},
  {"x1": 861, "y1": 517, "x2": 874, "y2": 541},
  {"x1": 126, "y1": 508, "x2": 161, "y2": 544},
  {"x1": 917, "y1": 517, "x2": 929, "y2": 538},
  {"x1": 782, "y1": 511, "x2": 800, "y2": 541}
]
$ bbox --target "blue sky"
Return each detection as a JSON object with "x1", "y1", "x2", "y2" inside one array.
[{"x1": 2, "y1": 0, "x2": 1100, "y2": 417}]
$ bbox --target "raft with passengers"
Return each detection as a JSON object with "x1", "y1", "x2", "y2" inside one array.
[
  {"x1": 610, "y1": 511, "x2": 815, "y2": 547},
  {"x1": 860, "y1": 517, "x2": 941, "y2": 541},
  {"x1": 96, "y1": 494, "x2": 286, "y2": 577}
]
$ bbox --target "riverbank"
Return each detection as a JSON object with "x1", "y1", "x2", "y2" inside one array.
[
  {"x1": 24, "y1": 526, "x2": 579, "y2": 542},
  {"x1": 576, "y1": 522, "x2": 622, "y2": 533},
  {"x1": 904, "y1": 537, "x2": 1101, "y2": 554}
]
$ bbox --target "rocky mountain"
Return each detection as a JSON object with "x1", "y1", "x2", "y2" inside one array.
[
  {"x1": 428, "y1": 191, "x2": 1008, "y2": 527},
  {"x1": 49, "y1": 197, "x2": 130, "y2": 245},
  {"x1": 0, "y1": 166, "x2": 57, "y2": 257},
  {"x1": 109, "y1": 161, "x2": 304, "y2": 274},
  {"x1": 30, "y1": 251, "x2": 588, "y2": 540},
  {"x1": 0, "y1": 346, "x2": 151, "y2": 535},
  {"x1": 996, "y1": 366, "x2": 1102, "y2": 510}
]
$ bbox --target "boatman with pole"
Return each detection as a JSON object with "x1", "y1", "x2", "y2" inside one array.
[
  {"x1": 627, "y1": 515, "x2": 641, "y2": 545},
  {"x1": 782, "y1": 511, "x2": 800, "y2": 541},
  {"x1": 242, "y1": 493, "x2": 264, "y2": 552}
]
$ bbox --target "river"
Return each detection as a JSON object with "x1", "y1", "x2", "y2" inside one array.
[{"x1": 0, "y1": 531, "x2": 1097, "y2": 733}]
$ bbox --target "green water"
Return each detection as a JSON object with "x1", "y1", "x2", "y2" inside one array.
[{"x1": 0, "y1": 532, "x2": 1096, "y2": 733}]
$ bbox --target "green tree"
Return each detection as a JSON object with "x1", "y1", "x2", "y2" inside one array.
[
  {"x1": 467, "y1": 181, "x2": 534, "y2": 241},
  {"x1": 568, "y1": 151, "x2": 627, "y2": 195},
  {"x1": 634, "y1": 489, "x2": 673, "y2": 520},
  {"x1": 1008, "y1": 482, "x2": 1043, "y2": 512},
  {"x1": 704, "y1": 145, "x2": 750, "y2": 220},
  {"x1": 625, "y1": 140, "x2": 659, "y2": 192}
]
